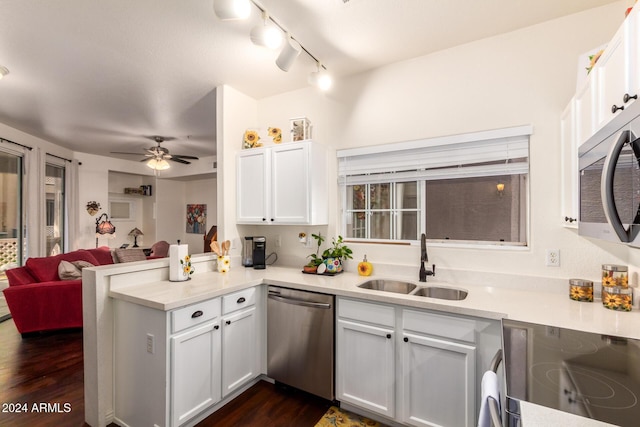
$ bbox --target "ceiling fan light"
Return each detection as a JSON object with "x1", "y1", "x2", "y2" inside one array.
[
  {"x1": 276, "y1": 36, "x2": 301, "y2": 72},
  {"x1": 147, "y1": 158, "x2": 170, "y2": 171},
  {"x1": 213, "y1": 0, "x2": 251, "y2": 20}
]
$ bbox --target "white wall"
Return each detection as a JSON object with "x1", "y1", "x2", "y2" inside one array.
[{"x1": 246, "y1": 2, "x2": 634, "y2": 286}]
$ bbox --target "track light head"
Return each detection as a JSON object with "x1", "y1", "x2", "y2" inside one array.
[
  {"x1": 308, "y1": 65, "x2": 333, "y2": 91},
  {"x1": 213, "y1": 0, "x2": 251, "y2": 20},
  {"x1": 250, "y1": 12, "x2": 283, "y2": 49},
  {"x1": 276, "y1": 35, "x2": 301, "y2": 72}
]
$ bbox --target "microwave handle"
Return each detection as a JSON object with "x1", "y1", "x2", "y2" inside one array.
[{"x1": 601, "y1": 129, "x2": 632, "y2": 242}]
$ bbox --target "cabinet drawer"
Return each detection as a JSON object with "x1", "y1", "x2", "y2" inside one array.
[
  {"x1": 222, "y1": 288, "x2": 256, "y2": 314},
  {"x1": 403, "y1": 309, "x2": 476, "y2": 343},
  {"x1": 338, "y1": 298, "x2": 395, "y2": 328},
  {"x1": 172, "y1": 298, "x2": 221, "y2": 334}
]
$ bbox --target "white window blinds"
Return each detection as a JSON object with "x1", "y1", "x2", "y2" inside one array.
[{"x1": 338, "y1": 125, "x2": 532, "y2": 185}]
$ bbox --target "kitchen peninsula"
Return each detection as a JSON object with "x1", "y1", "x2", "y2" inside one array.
[{"x1": 83, "y1": 255, "x2": 640, "y2": 427}]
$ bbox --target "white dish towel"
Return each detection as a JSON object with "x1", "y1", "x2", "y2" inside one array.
[{"x1": 478, "y1": 370, "x2": 501, "y2": 427}]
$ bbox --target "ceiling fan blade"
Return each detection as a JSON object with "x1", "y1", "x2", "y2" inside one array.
[
  {"x1": 172, "y1": 154, "x2": 200, "y2": 160},
  {"x1": 169, "y1": 157, "x2": 191, "y2": 165},
  {"x1": 111, "y1": 151, "x2": 145, "y2": 155}
]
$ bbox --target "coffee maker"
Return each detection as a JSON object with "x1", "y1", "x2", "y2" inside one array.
[{"x1": 252, "y1": 236, "x2": 266, "y2": 269}]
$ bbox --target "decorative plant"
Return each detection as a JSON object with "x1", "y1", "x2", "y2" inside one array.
[
  {"x1": 243, "y1": 130, "x2": 261, "y2": 149},
  {"x1": 306, "y1": 232, "x2": 325, "y2": 267},
  {"x1": 322, "y1": 235, "x2": 353, "y2": 261},
  {"x1": 268, "y1": 127, "x2": 282, "y2": 143}
]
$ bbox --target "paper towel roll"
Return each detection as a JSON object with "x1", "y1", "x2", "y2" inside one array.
[{"x1": 169, "y1": 243, "x2": 189, "y2": 282}]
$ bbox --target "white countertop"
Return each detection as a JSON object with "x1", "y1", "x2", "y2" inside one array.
[{"x1": 109, "y1": 265, "x2": 640, "y2": 340}]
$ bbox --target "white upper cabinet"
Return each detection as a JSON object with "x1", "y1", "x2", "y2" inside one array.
[
  {"x1": 575, "y1": 7, "x2": 640, "y2": 145},
  {"x1": 237, "y1": 140, "x2": 328, "y2": 225},
  {"x1": 560, "y1": 100, "x2": 579, "y2": 227}
]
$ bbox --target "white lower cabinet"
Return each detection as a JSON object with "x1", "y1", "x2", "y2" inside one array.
[
  {"x1": 113, "y1": 286, "x2": 262, "y2": 427},
  {"x1": 171, "y1": 320, "x2": 221, "y2": 427},
  {"x1": 337, "y1": 298, "x2": 499, "y2": 427},
  {"x1": 222, "y1": 305, "x2": 258, "y2": 396},
  {"x1": 336, "y1": 318, "x2": 396, "y2": 418}
]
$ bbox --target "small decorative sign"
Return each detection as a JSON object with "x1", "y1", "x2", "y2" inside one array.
[{"x1": 290, "y1": 117, "x2": 311, "y2": 141}]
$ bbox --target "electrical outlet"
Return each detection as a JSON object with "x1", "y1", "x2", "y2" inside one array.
[
  {"x1": 305, "y1": 236, "x2": 313, "y2": 248},
  {"x1": 546, "y1": 249, "x2": 560, "y2": 267},
  {"x1": 146, "y1": 333, "x2": 155, "y2": 354}
]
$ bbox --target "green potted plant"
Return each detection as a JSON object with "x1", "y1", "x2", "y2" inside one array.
[
  {"x1": 321, "y1": 235, "x2": 353, "y2": 273},
  {"x1": 303, "y1": 232, "x2": 325, "y2": 274}
]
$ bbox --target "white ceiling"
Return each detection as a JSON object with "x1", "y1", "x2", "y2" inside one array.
[{"x1": 0, "y1": 0, "x2": 621, "y2": 161}]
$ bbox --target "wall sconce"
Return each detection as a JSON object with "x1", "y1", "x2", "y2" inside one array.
[
  {"x1": 95, "y1": 213, "x2": 116, "y2": 248},
  {"x1": 496, "y1": 183, "x2": 505, "y2": 196},
  {"x1": 128, "y1": 227, "x2": 144, "y2": 248}
]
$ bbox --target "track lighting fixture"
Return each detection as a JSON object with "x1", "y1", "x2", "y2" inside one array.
[
  {"x1": 308, "y1": 63, "x2": 333, "y2": 91},
  {"x1": 212, "y1": 0, "x2": 332, "y2": 90},
  {"x1": 250, "y1": 11, "x2": 282, "y2": 49},
  {"x1": 0, "y1": 66, "x2": 9, "y2": 80},
  {"x1": 213, "y1": 0, "x2": 251, "y2": 20},
  {"x1": 276, "y1": 35, "x2": 301, "y2": 72}
]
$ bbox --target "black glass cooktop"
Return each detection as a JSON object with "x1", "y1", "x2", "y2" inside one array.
[{"x1": 503, "y1": 319, "x2": 640, "y2": 426}]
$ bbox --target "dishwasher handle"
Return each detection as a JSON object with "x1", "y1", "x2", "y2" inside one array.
[
  {"x1": 488, "y1": 349, "x2": 503, "y2": 427},
  {"x1": 268, "y1": 293, "x2": 332, "y2": 309}
]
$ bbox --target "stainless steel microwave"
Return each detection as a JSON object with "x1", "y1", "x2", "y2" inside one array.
[{"x1": 578, "y1": 103, "x2": 640, "y2": 247}]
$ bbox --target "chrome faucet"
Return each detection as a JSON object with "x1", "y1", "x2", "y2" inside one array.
[{"x1": 419, "y1": 233, "x2": 435, "y2": 282}]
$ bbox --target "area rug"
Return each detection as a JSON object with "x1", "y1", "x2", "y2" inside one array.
[{"x1": 314, "y1": 406, "x2": 387, "y2": 427}]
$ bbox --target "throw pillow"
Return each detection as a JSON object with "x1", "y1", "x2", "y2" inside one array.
[
  {"x1": 58, "y1": 260, "x2": 82, "y2": 280},
  {"x1": 72, "y1": 260, "x2": 95, "y2": 270},
  {"x1": 114, "y1": 248, "x2": 147, "y2": 263}
]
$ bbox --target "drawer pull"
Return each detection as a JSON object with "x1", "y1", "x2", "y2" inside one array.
[
  {"x1": 191, "y1": 310, "x2": 204, "y2": 319},
  {"x1": 612, "y1": 104, "x2": 625, "y2": 114},
  {"x1": 386, "y1": 333, "x2": 391, "y2": 339},
  {"x1": 226, "y1": 320, "x2": 231, "y2": 325},
  {"x1": 623, "y1": 93, "x2": 637, "y2": 103},
  {"x1": 404, "y1": 337, "x2": 409, "y2": 343},
  {"x1": 214, "y1": 325, "x2": 220, "y2": 330},
  {"x1": 237, "y1": 297, "x2": 246, "y2": 304}
]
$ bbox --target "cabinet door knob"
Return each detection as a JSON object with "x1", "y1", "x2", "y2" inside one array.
[
  {"x1": 564, "y1": 216, "x2": 576, "y2": 223},
  {"x1": 191, "y1": 310, "x2": 203, "y2": 318},
  {"x1": 226, "y1": 320, "x2": 231, "y2": 325},
  {"x1": 262, "y1": 218, "x2": 266, "y2": 221},
  {"x1": 214, "y1": 325, "x2": 220, "y2": 330},
  {"x1": 386, "y1": 333, "x2": 392, "y2": 339},
  {"x1": 612, "y1": 104, "x2": 625, "y2": 114},
  {"x1": 237, "y1": 297, "x2": 246, "y2": 304},
  {"x1": 403, "y1": 337, "x2": 409, "y2": 342},
  {"x1": 271, "y1": 218, "x2": 275, "y2": 222},
  {"x1": 623, "y1": 93, "x2": 638, "y2": 103}
]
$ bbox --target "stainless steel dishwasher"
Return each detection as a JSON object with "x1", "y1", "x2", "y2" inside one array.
[{"x1": 267, "y1": 286, "x2": 334, "y2": 400}]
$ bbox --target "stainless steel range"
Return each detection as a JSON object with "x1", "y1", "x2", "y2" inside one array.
[{"x1": 502, "y1": 319, "x2": 640, "y2": 426}]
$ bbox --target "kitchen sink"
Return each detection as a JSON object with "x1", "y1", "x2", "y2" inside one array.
[
  {"x1": 358, "y1": 279, "x2": 417, "y2": 294},
  {"x1": 412, "y1": 286, "x2": 468, "y2": 301}
]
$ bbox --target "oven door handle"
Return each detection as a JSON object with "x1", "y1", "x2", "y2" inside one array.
[
  {"x1": 268, "y1": 293, "x2": 331, "y2": 309},
  {"x1": 602, "y1": 129, "x2": 633, "y2": 243}
]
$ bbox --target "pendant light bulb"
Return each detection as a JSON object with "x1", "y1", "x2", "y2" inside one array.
[
  {"x1": 308, "y1": 64, "x2": 333, "y2": 91},
  {"x1": 250, "y1": 12, "x2": 282, "y2": 50}
]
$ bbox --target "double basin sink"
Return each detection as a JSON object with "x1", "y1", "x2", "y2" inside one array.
[{"x1": 358, "y1": 279, "x2": 468, "y2": 301}]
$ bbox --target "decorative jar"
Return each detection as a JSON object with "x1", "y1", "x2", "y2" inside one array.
[
  {"x1": 602, "y1": 286, "x2": 633, "y2": 311},
  {"x1": 602, "y1": 264, "x2": 628, "y2": 287},
  {"x1": 217, "y1": 255, "x2": 230, "y2": 273},
  {"x1": 569, "y1": 279, "x2": 593, "y2": 302}
]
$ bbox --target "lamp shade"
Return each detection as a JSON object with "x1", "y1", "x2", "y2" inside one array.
[
  {"x1": 147, "y1": 158, "x2": 170, "y2": 170},
  {"x1": 213, "y1": 0, "x2": 251, "y2": 20},
  {"x1": 95, "y1": 213, "x2": 116, "y2": 236},
  {"x1": 276, "y1": 36, "x2": 301, "y2": 72},
  {"x1": 128, "y1": 227, "x2": 144, "y2": 237}
]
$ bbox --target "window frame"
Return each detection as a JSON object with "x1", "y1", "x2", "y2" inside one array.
[{"x1": 338, "y1": 126, "x2": 532, "y2": 248}]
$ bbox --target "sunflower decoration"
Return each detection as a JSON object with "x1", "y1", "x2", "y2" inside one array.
[
  {"x1": 586, "y1": 49, "x2": 604, "y2": 74},
  {"x1": 180, "y1": 255, "x2": 194, "y2": 277},
  {"x1": 602, "y1": 275, "x2": 616, "y2": 287},
  {"x1": 569, "y1": 286, "x2": 583, "y2": 301},
  {"x1": 268, "y1": 127, "x2": 282, "y2": 143},
  {"x1": 243, "y1": 130, "x2": 262, "y2": 149},
  {"x1": 602, "y1": 292, "x2": 620, "y2": 309}
]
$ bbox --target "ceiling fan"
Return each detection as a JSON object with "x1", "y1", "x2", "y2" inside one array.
[{"x1": 111, "y1": 136, "x2": 200, "y2": 170}]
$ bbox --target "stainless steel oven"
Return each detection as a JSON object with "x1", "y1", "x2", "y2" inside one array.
[
  {"x1": 578, "y1": 102, "x2": 640, "y2": 247},
  {"x1": 502, "y1": 319, "x2": 640, "y2": 427}
]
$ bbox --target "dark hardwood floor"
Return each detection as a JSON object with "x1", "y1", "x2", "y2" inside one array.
[{"x1": 0, "y1": 318, "x2": 331, "y2": 427}]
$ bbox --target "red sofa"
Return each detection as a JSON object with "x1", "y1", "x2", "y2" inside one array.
[{"x1": 3, "y1": 247, "x2": 115, "y2": 336}]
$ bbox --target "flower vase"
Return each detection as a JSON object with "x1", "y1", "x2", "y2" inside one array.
[
  {"x1": 324, "y1": 257, "x2": 342, "y2": 274},
  {"x1": 217, "y1": 255, "x2": 230, "y2": 273}
]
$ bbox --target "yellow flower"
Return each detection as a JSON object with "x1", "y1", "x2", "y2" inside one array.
[
  {"x1": 268, "y1": 127, "x2": 282, "y2": 143},
  {"x1": 243, "y1": 130, "x2": 260, "y2": 148},
  {"x1": 603, "y1": 293, "x2": 619, "y2": 308},
  {"x1": 185, "y1": 255, "x2": 190, "y2": 262},
  {"x1": 603, "y1": 276, "x2": 616, "y2": 287},
  {"x1": 223, "y1": 258, "x2": 230, "y2": 266},
  {"x1": 569, "y1": 287, "x2": 582, "y2": 300},
  {"x1": 620, "y1": 276, "x2": 629, "y2": 287}
]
